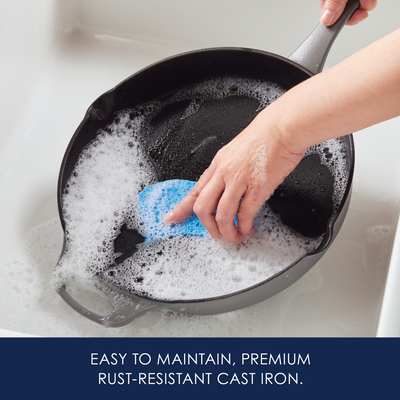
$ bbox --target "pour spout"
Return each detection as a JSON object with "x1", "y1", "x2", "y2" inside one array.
[{"x1": 57, "y1": 285, "x2": 160, "y2": 328}]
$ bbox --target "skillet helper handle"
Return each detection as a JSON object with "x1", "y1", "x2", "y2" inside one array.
[
  {"x1": 289, "y1": 0, "x2": 360, "y2": 74},
  {"x1": 58, "y1": 286, "x2": 160, "y2": 328}
]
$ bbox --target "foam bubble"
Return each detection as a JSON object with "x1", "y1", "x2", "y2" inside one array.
[
  {"x1": 304, "y1": 139, "x2": 349, "y2": 212},
  {"x1": 104, "y1": 207, "x2": 320, "y2": 300},
  {"x1": 250, "y1": 141, "x2": 269, "y2": 191}
]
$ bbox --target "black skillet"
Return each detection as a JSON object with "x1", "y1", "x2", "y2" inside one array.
[{"x1": 56, "y1": 0, "x2": 358, "y2": 327}]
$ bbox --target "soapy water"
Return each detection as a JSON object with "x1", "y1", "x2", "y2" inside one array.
[
  {"x1": 2, "y1": 216, "x2": 324, "y2": 336},
  {"x1": 52, "y1": 76, "x2": 349, "y2": 305}
]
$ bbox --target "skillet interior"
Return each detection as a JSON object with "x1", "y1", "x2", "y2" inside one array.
[{"x1": 57, "y1": 48, "x2": 354, "y2": 304}]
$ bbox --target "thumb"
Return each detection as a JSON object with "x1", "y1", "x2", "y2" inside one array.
[{"x1": 320, "y1": 0, "x2": 347, "y2": 26}]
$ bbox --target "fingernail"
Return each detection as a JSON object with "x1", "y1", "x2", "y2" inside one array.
[
  {"x1": 320, "y1": 10, "x2": 336, "y2": 26},
  {"x1": 163, "y1": 211, "x2": 174, "y2": 224}
]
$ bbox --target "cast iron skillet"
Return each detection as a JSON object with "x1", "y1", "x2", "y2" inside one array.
[{"x1": 56, "y1": 0, "x2": 358, "y2": 327}]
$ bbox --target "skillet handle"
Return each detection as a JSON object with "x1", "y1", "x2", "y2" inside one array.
[
  {"x1": 58, "y1": 285, "x2": 160, "y2": 328},
  {"x1": 289, "y1": 0, "x2": 360, "y2": 74}
]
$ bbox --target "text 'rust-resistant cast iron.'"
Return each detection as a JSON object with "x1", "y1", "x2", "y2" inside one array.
[{"x1": 56, "y1": 1, "x2": 359, "y2": 327}]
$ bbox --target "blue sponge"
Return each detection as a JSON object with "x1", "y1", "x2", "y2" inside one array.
[{"x1": 138, "y1": 180, "x2": 208, "y2": 242}]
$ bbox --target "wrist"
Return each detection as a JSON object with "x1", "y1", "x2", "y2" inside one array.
[{"x1": 257, "y1": 101, "x2": 309, "y2": 157}]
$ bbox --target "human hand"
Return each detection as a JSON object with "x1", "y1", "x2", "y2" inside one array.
[
  {"x1": 163, "y1": 112, "x2": 306, "y2": 243},
  {"x1": 319, "y1": 0, "x2": 377, "y2": 26}
]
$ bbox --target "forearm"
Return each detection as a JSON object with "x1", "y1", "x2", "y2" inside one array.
[{"x1": 266, "y1": 28, "x2": 400, "y2": 153}]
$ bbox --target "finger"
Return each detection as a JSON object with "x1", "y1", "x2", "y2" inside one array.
[
  {"x1": 214, "y1": 186, "x2": 247, "y2": 243},
  {"x1": 163, "y1": 185, "x2": 200, "y2": 224},
  {"x1": 359, "y1": 0, "x2": 377, "y2": 12},
  {"x1": 320, "y1": 0, "x2": 347, "y2": 26},
  {"x1": 347, "y1": 0, "x2": 377, "y2": 25},
  {"x1": 237, "y1": 184, "x2": 272, "y2": 236},
  {"x1": 163, "y1": 165, "x2": 216, "y2": 224},
  {"x1": 346, "y1": 9, "x2": 369, "y2": 26},
  {"x1": 192, "y1": 175, "x2": 228, "y2": 239}
]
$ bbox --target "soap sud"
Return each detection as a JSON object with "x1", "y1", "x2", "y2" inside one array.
[
  {"x1": 52, "y1": 76, "x2": 349, "y2": 306},
  {"x1": 176, "y1": 76, "x2": 284, "y2": 117},
  {"x1": 52, "y1": 116, "x2": 158, "y2": 291},
  {"x1": 249, "y1": 141, "x2": 269, "y2": 193},
  {"x1": 104, "y1": 208, "x2": 320, "y2": 301},
  {"x1": 305, "y1": 140, "x2": 350, "y2": 211},
  {"x1": 1, "y1": 216, "x2": 323, "y2": 336}
]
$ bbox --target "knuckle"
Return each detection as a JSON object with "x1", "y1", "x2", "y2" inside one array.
[
  {"x1": 214, "y1": 163, "x2": 229, "y2": 176},
  {"x1": 247, "y1": 182, "x2": 274, "y2": 201},
  {"x1": 328, "y1": 0, "x2": 345, "y2": 6},
  {"x1": 193, "y1": 202, "x2": 203, "y2": 216},
  {"x1": 363, "y1": 0, "x2": 377, "y2": 11},
  {"x1": 215, "y1": 211, "x2": 231, "y2": 226},
  {"x1": 237, "y1": 209, "x2": 254, "y2": 223},
  {"x1": 189, "y1": 185, "x2": 201, "y2": 199}
]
